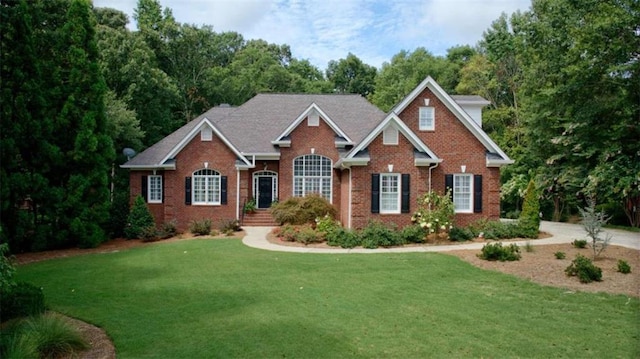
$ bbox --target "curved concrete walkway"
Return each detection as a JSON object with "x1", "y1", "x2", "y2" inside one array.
[{"x1": 242, "y1": 221, "x2": 639, "y2": 254}]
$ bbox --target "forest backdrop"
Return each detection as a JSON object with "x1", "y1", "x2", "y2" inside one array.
[{"x1": 1, "y1": 0, "x2": 638, "y2": 252}]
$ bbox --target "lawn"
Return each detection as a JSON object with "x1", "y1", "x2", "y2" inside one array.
[{"x1": 15, "y1": 238, "x2": 640, "y2": 358}]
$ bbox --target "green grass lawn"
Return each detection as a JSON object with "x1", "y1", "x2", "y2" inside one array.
[{"x1": 16, "y1": 238, "x2": 640, "y2": 358}]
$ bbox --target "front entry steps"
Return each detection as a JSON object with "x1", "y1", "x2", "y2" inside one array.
[{"x1": 242, "y1": 209, "x2": 278, "y2": 227}]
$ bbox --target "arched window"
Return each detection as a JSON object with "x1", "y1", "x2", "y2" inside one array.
[
  {"x1": 293, "y1": 155, "x2": 332, "y2": 202},
  {"x1": 193, "y1": 169, "x2": 221, "y2": 205}
]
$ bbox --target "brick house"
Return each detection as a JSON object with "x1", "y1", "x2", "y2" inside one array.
[{"x1": 122, "y1": 76, "x2": 513, "y2": 231}]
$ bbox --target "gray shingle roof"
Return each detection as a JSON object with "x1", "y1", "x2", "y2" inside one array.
[{"x1": 123, "y1": 94, "x2": 386, "y2": 167}]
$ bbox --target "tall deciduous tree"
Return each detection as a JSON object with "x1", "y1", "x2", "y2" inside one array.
[{"x1": 326, "y1": 53, "x2": 377, "y2": 97}]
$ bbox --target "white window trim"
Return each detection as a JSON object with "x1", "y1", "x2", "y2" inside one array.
[
  {"x1": 453, "y1": 174, "x2": 473, "y2": 213},
  {"x1": 252, "y1": 170, "x2": 278, "y2": 204},
  {"x1": 192, "y1": 169, "x2": 221, "y2": 205},
  {"x1": 383, "y1": 126, "x2": 398, "y2": 145},
  {"x1": 419, "y1": 106, "x2": 435, "y2": 131},
  {"x1": 148, "y1": 175, "x2": 162, "y2": 204},
  {"x1": 292, "y1": 154, "x2": 333, "y2": 203},
  {"x1": 380, "y1": 173, "x2": 401, "y2": 214}
]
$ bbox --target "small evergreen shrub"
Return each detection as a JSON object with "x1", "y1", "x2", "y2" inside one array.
[
  {"x1": 189, "y1": 218, "x2": 212, "y2": 236},
  {"x1": 360, "y1": 221, "x2": 404, "y2": 249},
  {"x1": 517, "y1": 179, "x2": 540, "y2": 238},
  {"x1": 270, "y1": 194, "x2": 337, "y2": 225},
  {"x1": 124, "y1": 195, "x2": 155, "y2": 239},
  {"x1": 326, "y1": 227, "x2": 361, "y2": 248},
  {"x1": 554, "y1": 251, "x2": 566, "y2": 259},
  {"x1": 0, "y1": 282, "x2": 46, "y2": 322},
  {"x1": 448, "y1": 227, "x2": 475, "y2": 242},
  {"x1": 157, "y1": 220, "x2": 178, "y2": 239},
  {"x1": 315, "y1": 215, "x2": 340, "y2": 236},
  {"x1": 140, "y1": 226, "x2": 158, "y2": 242},
  {"x1": 572, "y1": 239, "x2": 588, "y2": 248},
  {"x1": 565, "y1": 255, "x2": 602, "y2": 283},
  {"x1": 401, "y1": 225, "x2": 426, "y2": 244},
  {"x1": 478, "y1": 242, "x2": 521, "y2": 261},
  {"x1": 617, "y1": 259, "x2": 631, "y2": 274},
  {"x1": 579, "y1": 198, "x2": 611, "y2": 259},
  {"x1": 218, "y1": 219, "x2": 241, "y2": 232}
]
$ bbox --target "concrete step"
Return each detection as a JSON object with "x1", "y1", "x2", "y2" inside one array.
[{"x1": 242, "y1": 211, "x2": 278, "y2": 227}]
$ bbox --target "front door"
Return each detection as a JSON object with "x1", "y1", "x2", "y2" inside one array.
[{"x1": 257, "y1": 177, "x2": 273, "y2": 209}]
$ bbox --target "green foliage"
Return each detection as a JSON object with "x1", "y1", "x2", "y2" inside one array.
[
  {"x1": 572, "y1": 239, "x2": 588, "y2": 249},
  {"x1": 189, "y1": 218, "x2": 212, "y2": 236},
  {"x1": 315, "y1": 215, "x2": 340, "y2": 236},
  {"x1": 124, "y1": 195, "x2": 155, "y2": 239},
  {"x1": 218, "y1": 219, "x2": 241, "y2": 233},
  {"x1": 448, "y1": 227, "x2": 475, "y2": 242},
  {"x1": 579, "y1": 198, "x2": 611, "y2": 259},
  {"x1": 0, "y1": 243, "x2": 16, "y2": 293},
  {"x1": 470, "y1": 219, "x2": 527, "y2": 239},
  {"x1": 359, "y1": 221, "x2": 404, "y2": 249},
  {"x1": 565, "y1": 255, "x2": 602, "y2": 283},
  {"x1": 0, "y1": 282, "x2": 45, "y2": 322},
  {"x1": 554, "y1": 252, "x2": 566, "y2": 260},
  {"x1": 518, "y1": 179, "x2": 540, "y2": 238},
  {"x1": 478, "y1": 242, "x2": 521, "y2": 262},
  {"x1": 400, "y1": 225, "x2": 426, "y2": 244},
  {"x1": 274, "y1": 224, "x2": 322, "y2": 245},
  {"x1": 325, "y1": 227, "x2": 361, "y2": 248},
  {"x1": 243, "y1": 198, "x2": 257, "y2": 213},
  {"x1": 156, "y1": 220, "x2": 178, "y2": 239},
  {"x1": 524, "y1": 241, "x2": 535, "y2": 253},
  {"x1": 326, "y1": 53, "x2": 377, "y2": 97},
  {"x1": 411, "y1": 191, "x2": 454, "y2": 236},
  {"x1": 0, "y1": 313, "x2": 88, "y2": 359},
  {"x1": 616, "y1": 260, "x2": 631, "y2": 274},
  {"x1": 269, "y1": 194, "x2": 337, "y2": 225}
]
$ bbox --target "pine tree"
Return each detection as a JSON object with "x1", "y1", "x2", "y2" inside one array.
[{"x1": 518, "y1": 179, "x2": 540, "y2": 238}]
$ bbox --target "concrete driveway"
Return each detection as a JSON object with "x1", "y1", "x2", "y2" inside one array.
[{"x1": 242, "y1": 221, "x2": 640, "y2": 253}]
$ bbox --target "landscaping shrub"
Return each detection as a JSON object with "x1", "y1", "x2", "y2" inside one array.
[
  {"x1": 0, "y1": 282, "x2": 46, "y2": 322},
  {"x1": 517, "y1": 179, "x2": 540, "y2": 238},
  {"x1": 124, "y1": 195, "x2": 155, "y2": 239},
  {"x1": 401, "y1": 225, "x2": 426, "y2": 244},
  {"x1": 0, "y1": 243, "x2": 16, "y2": 293},
  {"x1": 218, "y1": 219, "x2": 241, "y2": 233},
  {"x1": 189, "y1": 218, "x2": 212, "y2": 236},
  {"x1": 0, "y1": 314, "x2": 88, "y2": 359},
  {"x1": 572, "y1": 239, "x2": 588, "y2": 248},
  {"x1": 565, "y1": 254, "x2": 602, "y2": 283},
  {"x1": 524, "y1": 241, "x2": 535, "y2": 252},
  {"x1": 554, "y1": 251, "x2": 566, "y2": 259},
  {"x1": 270, "y1": 194, "x2": 337, "y2": 225},
  {"x1": 157, "y1": 220, "x2": 178, "y2": 239},
  {"x1": 478, "y1": 242, "x2": 521, "y2": 261},
  {"x1": 360, "y1": 221, "x2": 403, "y2": 249},
  {"x1": 411, "y1": 191, "x2": 454, "y2": 236},
  {"x1": 326, "y1": 227, "x2": 361, "y2": 248},
  {"x1": 617, "y1": 259, "x2": 631, "y2": 274},
  {"x1": 448, "y1": 226, "x2": 475, "y2": 242},
  {"x1": 315, "y1": 215, "x2": 340, "y2": 236},
  {"x1": 295, "y1": 225, "x2": 323, "y2": 245}
]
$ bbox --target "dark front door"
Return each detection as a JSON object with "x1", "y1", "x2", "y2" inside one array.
[{"x1": 257, "y1": 177, "x2": 273, "y2": 209}]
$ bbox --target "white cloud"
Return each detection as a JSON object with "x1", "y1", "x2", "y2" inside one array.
[{"x1": 93, "y1": 0, "x2": 531, "y2": 70}]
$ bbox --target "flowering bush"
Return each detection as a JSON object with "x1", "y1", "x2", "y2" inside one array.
[{"x1": 411, "y1": 191, "x2": 454, "y2": 237}]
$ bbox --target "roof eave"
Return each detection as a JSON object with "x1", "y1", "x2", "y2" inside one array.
[
  {"x1": 414, "y1": 158, "x2": 443, "y2": 166},
  {"x1": 486, "y1": 159, "x2": 515, "y2": 167},
  {"x1": 120, "y1": 163, "x2": 176, "y2": 170}
]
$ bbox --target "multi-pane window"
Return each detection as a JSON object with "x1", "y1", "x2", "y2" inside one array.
[
  {"x1": 193, "y1": 169, "x2": 220, "y2": 205},
  {"x1": 380, "y1": 174, "x2": 400, "y2": 213},
  {"x1": 419, "y1": 107, "x2": 435, "y2": 131},
  {"x1": 453, "y1": 174, "x2": 472, "y2": 213},
  {"x1": 148, "y1": 175, "x2": 162, "y2": 203},
  {"x1": 293, "y1": 155, "x2": 332, "y2": 202}
]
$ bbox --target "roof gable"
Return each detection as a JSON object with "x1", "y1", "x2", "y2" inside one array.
[
  {"x1": 393, "y1": 76, "x2": 513, "y2": 165},
  {"x1": 272, "y1": 103, "x2": 353, "y2": 146}
]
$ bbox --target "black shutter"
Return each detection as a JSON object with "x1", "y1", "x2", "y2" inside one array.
[
  {"x1": 474, "y1": 174, "x2": 483, "y2": 213},
  {"x1": 401, "y1": 174, "x2": 410, "y2": 213},
  {"x1": 445, "y1": 174, "x2": 454, "y2": 200},
  {"x1": 221, "y1": 176, "x2": 228, "y2": 205},
  {"x1": 141, "y1": 175, "x2": 148, "y2": 202},
  {"x1": 185, "y1": 177, "x2": 192, "y2": 205},
  {"x1": 371, "y1": 173, "x2": 380, "y2": 213}
]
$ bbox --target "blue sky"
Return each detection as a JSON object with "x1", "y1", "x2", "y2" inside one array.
[{"x1": 93, "y1": 0, "x2": 531, "y2": 70}]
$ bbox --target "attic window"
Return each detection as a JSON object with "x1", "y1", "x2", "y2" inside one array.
[
  {"x1": 383, "y1": 126, "x2": 398, "y2": 145},
  {"x1": 419, "y1": 107, "x2": 435, "y2": 131},
  {"x1": 308, "y1": 113, "x2": 320, "y2": 127},
  {"x1": 201, "y1": 126, "x2": 213, "y2": 141}
]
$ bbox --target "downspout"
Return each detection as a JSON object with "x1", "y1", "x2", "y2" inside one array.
[
  {"x1": 428, "y1": 162, "x2": 439, "y2": 194},
  {"x1": 236, "y1": 168, "x2": 241, "y2": 220},
  {"x1": 347, "y1": 167, "x2": 352, "y2": 229}
]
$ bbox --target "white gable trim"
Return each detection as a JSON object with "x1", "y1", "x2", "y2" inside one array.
[
  {"x1": 271, "y1": 103, "x2": 353, "y2": 145},
  {"x1": 343, "y1": 113, "x2": 441, "y2": 166},
  {"x1": 161, "y1": 117, "x2": 252, "y2": 168},
  {"x1": 393, "y1": 76, "x2": 512, "y2": 164}
]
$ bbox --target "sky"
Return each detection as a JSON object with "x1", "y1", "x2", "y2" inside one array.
[{"x1": 93, "y1": 0, "x2": 531, "y2": 70}]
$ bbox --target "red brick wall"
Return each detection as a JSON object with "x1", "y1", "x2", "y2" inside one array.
[{"x1": 129, "y1": 130, "x2": 241, "y2": 232}]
